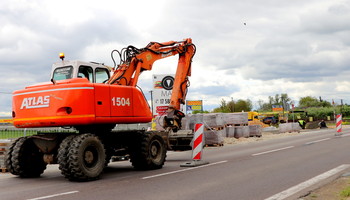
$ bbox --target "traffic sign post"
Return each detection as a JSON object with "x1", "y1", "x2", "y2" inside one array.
[
  {"x1": 181, "y1": 123, "x2": 209, "y2": 167},
  {"x1": 335, "y1": 114, "x2": 342, "y2": 136}
]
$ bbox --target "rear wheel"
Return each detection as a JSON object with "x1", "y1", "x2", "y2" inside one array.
[
  {"x1": 5, "y1": 137, "x2": 22, "y2": 175},
  {"x1": 129, "y1": 131, "x2": 167, "y2": 170},
  {"x1": 66, "y1": 134, "x2": 106, "y2": 181},
  {"x1": 7, "y1": 137, "x2": 47, "y2": 178}
]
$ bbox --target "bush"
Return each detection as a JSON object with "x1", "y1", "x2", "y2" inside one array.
[{"x1": 306, "y1": 107, "x2": 337, "y2": 120}]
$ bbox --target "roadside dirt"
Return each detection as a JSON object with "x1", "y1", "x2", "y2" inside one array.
[{"x1": 300, "y1": 175, "x2": 350, "y2": 200}]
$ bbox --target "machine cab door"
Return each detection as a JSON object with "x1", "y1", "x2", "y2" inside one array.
[
  {"x1": 94, "y1": 67, "x2": 112, "y2": 117},
  {"x1": 78, "y1": 66, "x2": 93, "y2": 82}
]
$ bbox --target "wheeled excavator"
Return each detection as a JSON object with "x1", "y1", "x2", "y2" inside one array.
[{"x1": 6, "y1": 38, "x2": 196, "y2": 181}]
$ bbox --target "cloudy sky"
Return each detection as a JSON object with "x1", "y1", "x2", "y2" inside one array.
[{"x1": 1, "y1": 0, "x2": 350, "y2": 115}]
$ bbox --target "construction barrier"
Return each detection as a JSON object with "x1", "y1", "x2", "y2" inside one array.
[
  {"x1": 336, "y1": 114, "x2": 342, "y2": 135},
  {"x1": 181, "y1": 123, "x2": 209, "y2": 167},
  {"x1": 192, "y1": 124, "x2": 204, "y2": 160}
]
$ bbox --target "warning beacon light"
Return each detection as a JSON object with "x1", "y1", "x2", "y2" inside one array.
[{"x1": 59, "y1": 53, "x2": 65, "y2": 61}]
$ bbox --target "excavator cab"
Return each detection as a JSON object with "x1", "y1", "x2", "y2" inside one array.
[{"x1": 51, "y1": 60, "x2": 111, "y2": 83}]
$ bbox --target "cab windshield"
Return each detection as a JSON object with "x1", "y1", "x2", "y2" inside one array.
[{"x1": 53, "y1": 66, "x2": 73, "y2": 80}]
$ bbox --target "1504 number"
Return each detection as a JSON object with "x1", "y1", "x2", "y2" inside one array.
[{"x1": 112, "y1": 97, "x2": 130, "y2": 106}]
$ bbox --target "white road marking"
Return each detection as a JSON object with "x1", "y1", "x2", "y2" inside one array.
[
  {"x1": 142, "y1": 160, "x2": 228, "y2": 179},
  {"x1": 340, "y1": 134, "x2": 350, "y2": 137},
  {"x1": 252, "y1": 146, "x2": 295, "y2": 156},
  {"x1": 305, "y1": 138, "x2": 331, "y2": 145},
  {"x1": 265, "y1": 164, "x2": 350, "y2": 200},
  {"x1": 27, "y1": 191, "x2": 79, "y2": 200}
]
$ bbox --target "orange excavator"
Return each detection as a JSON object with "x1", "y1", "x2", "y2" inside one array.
[{"x1": 6, "y1": 38, "x2": 196, "y2": 181}]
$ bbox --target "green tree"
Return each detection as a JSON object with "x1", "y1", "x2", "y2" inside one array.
[
  {"x1": 299, "y1": 96, "x2": 319, "y2": 107},
  {"x1": 258, "y1": 93, "x2": 291, "y2": 111},
  {"x1": 258, "y1": 100, "x2": 272, "y2": 111},
  {"x1": 213, "y1": 99, "x2": 230, "y2": 113},
  {"x1": 306, "y1": 107, "x2": 336, "y2": 120},
  {"x1": 299, "y1": 96, "x2": 331, "y2": 108},
  {"x1": 274, "y1": 94, "x2": 281, "y2": 104},
  {"x1": 235, "y1": 99, "x2": 252, "y2": 112},
  {"x1": 213, "y1": 98, "x2": 252, "y2": 113},
  {"x1": 342, "y1": 105, "x2": 350, "y2": 116},
  {"x1": 227, "y1": 98, "x2": 235, "y2": 112},
  {"x1": 320, "y1": 101, "x2": 332, "y2": 107}
]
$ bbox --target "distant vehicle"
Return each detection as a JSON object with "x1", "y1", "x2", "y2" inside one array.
[{"x1": 262, "y1": 116, "x2": 277, "y2": 125}]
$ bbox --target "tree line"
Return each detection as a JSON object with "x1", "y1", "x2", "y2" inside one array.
[{"x1": 202, "y1": 94, "x2": 348, "y2": 121}]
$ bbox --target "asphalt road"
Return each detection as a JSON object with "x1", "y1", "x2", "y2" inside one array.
[{"x1": 1, "y1": 128, "x2": 350, "y2": 200}]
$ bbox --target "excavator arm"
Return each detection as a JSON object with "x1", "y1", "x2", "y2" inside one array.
[{"x1": 107, "y1": 38, "x2": 196, "y2": 130}]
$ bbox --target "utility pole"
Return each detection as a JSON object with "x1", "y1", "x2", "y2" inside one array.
[
  {"x1": 332, "y1": 99, "x2": 336, "y2": 123},
  {"x1": 149, "y1": 90, "x2": 154, "y2": 117}
]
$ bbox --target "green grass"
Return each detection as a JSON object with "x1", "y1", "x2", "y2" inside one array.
[
  {"x1": 0, "y1": 130, "x2": 37, "y2": 139},
  {"x1": 0, "y1": 129, "x2": 78, "y2": 139},
  {"x1": 340, "y1": 186, "x2": 350, "y2": 198}
]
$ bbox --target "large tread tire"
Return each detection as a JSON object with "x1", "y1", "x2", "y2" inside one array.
[
  {"x1": 5, "y1": 137, "x2": 22, "y2": 175},
  {"x1": 104, "y1": 146, "x2": 113, "y2": 167},
  {"x1": 8, "y1": 137, "x2": 47, "y2": 178},
  {"x1": 57, "y1": 135, "x2": 76, "y2": 178},
  {"x1": 67, "y1": 134, "x2": 106, "y2": 181},
  {"x1": 129, "y1": 131, "x2": 167, "y2": 170}
]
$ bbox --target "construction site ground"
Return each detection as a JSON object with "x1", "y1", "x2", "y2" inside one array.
[{"x1": 225, "y1": 126, "x2": 349, "y2": 200}]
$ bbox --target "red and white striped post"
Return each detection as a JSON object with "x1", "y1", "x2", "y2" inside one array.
[
  {"x1": 181, "y1": 123, "x2": 209, "y2": 167},
  {"x1": 192, "y1": 123, "x2": 204, "y2": 160},
  {"x1": 336, "y1": 114, "x2": 342, "y2": 135}
]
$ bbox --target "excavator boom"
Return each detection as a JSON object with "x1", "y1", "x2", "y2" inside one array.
[{"x1": 108, "y1": 38, "x2": 195, "y2": 110}]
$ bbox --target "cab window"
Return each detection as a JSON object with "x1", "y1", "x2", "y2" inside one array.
[
  {"x1": 53, "y1": 66, "x2": 73, "y2": 80},
  {"x1": 78, "y1": 66, "x2": 93, "y2": 82},
  {"x1": 95, "y1": 68, "x2": 110, "y2": 83}
]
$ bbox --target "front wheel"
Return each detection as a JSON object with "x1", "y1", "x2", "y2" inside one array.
[
  {"x1": 129, "y1": 131, "x2": 167, "y2": 170},
  {"x1": 66, "y1": 134, "x2": 106, "y2": 181}
]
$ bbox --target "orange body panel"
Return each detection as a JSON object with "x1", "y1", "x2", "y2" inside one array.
[{"x1": 12, "y1": 78, "x2": 152, "y2": 128}]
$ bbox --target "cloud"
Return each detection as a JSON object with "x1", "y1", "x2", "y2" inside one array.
[{"x1": 1, "y1": 0, "x2": 350, "y2": 115}]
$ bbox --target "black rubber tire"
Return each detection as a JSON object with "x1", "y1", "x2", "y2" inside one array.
[
  {"x1": 104, "y1": 146, "x2": 113, "y2": 167},
  {"x1": 67, "y1": 134, "x2": 106, "y2": 181},
  {"x1": 129, "y1": 131, "x2": 167, "y2": 170},
  {"x1": 57, "y1": 135, "x2": 76, "y2": 178},
  {"x1": 8, "y1": 137, "x2": 47, "y2": 178},
  {"x1": 5, "y1": 137, "x2": 22, "y2": 175}
]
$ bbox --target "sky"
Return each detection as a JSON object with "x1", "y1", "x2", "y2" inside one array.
[{"x1": 1, "y1": 0, "x2": 350, "y2": 116}]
